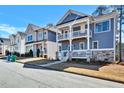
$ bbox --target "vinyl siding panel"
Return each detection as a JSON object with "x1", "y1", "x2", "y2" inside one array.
[
  {"x1": 91, "y1": 18, "x2": 114, "y2": 49},
  {"x1": 48, "y1": 31, "x2": 56, "y2": 42}
]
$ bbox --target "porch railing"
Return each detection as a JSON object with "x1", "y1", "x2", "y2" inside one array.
[
  {"x1": 72, "y1": 30, "x2": 87, "y2": 38},
  {"x1": 58, "y1": 50, "x2": 87, "y2": 58},
  {"x1": 57, "y1": 33, "x2": 70, "y2": 40},
  {"x1": 71, "y1": 50, "x2": 87, "y2": 58},
  {"x1": 57, "y1": 29, "x2": 92, "y2": 41}
]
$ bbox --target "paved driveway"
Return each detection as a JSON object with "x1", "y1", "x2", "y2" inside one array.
[{"x1": 0, "y1": 59, "x2": 124, "y2": 88}]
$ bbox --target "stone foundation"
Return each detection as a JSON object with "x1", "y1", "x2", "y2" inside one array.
[{"x1": 92, "y1": 50, "x2": 114, "y2": 62}]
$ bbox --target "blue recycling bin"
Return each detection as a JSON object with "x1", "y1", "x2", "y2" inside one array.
[{"x1": 7, "y1": 55, "x2": 11, "y2": 62}]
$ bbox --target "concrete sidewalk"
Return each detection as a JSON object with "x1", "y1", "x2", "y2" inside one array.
[{"x1": 16, "y1": 57, "x2": 45, "y2": 64}]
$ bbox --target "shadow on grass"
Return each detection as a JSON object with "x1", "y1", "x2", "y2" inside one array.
[{"x1": 23, "y1": 60, "x2": 109, "y2": 71}]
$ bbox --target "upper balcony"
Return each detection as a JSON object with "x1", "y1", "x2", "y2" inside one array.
[
  {"x1": 57, "y1": 33, "x2": 70, "y2": 41},
  {"x1": 57, "y1": 29, "x2": 92, "y2": 41},
  {"x1": 72, "y1": 30, "x2": 87, "y2": 38}
]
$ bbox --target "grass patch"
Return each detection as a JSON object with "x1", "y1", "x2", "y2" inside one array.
[{"x1": 64, "y1": 64, "x2": 124, "y2": 83}]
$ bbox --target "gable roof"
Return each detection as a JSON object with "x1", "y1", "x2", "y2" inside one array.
[
  {"x1": 17, "y1": 31, "x2": 26, "y2": 39},
  {"x1": 56, "y1": 9, "x2": 90, "y2": 26},
  {"x1": 26, "y1": 23, "x2": 41, "y2": 32},
  {"x1": 17, "y1": 31, "x2": 26, "y2": 36},
  {"x1": 0, "y1": 37, "x2": 10, "y2": 44},
  {"x1": 9, "y1": 34, "x2": 16, "y2": 39}
]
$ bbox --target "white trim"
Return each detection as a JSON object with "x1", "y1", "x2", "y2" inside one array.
[
  {"x1": 91, "y1": 48, "x2": 114, "y2": 51},
  {"x1": 92, "y1": 40, "x2": 99, "y2": 49},
  {"x1": 91, "y1": 12, "x2": 118, "y2": 23},
  {"x1": 25, "y1": 43, "x2": 33, "y2": 46},
  {"x1": 72, "y1": 49, "x2": 87, "y2": 52},
  {"x1": 57, "y1": 10, "x2": 89, "y2": 25},
  {"x1": 72, "y1": 57, "x2": 87, "y2": 59},
  {"x1": 57, "y1": 18, "x2": 89, "y2": 29},
  {"x1": 87, "y1": 19, "x2": 90, "y2": 50},
  {"x1": 69, "y1": 25, "x2": 72, "y2": 51},
  {"x1": 94, "y1": 19, "x2": 111, "y2": 34}
]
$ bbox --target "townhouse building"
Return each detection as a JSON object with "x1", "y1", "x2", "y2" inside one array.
[
  {"x1": 25, "y1": 24, "x2": 57, "y2": 60},
  {"x1": 0, "y1": 38, "x2": 10, "y2": 56},
  {"x1": 9, "y1": 32, "x2": 26, "y2": 55},
  {"x1": 9, "y1": 34, "x2": 16, "y2": 53},
  {"x1": 56, "y1": 10, "x2": 118, "y2": 62}
]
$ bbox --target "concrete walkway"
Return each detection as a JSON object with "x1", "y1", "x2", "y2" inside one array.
[
  {"x1": 16, "y1": 57, "x2": 45, "y2": 63},
  {"x1": 40, "y1": 61, "x2": 65, "y2": 67}
]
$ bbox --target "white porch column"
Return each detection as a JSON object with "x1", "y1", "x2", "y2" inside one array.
[
  {"x1": 56, "y1": 29, "x2": 59, "y2": 59},
  {"x1": 87, "y1": 19, "x2": 91, "y2": 62},
  {"x1": 69, "y1": 25, "x2": 72, "y2": 61},
  {"x1": 69, "y1": 25, "x2": 72, "y2": 51},
  {"x1": 87, "y1": 19, "x2": 90, "y2": 50}
]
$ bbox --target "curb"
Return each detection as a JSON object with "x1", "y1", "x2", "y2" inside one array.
[{"x1": 24, "y1": 63, "x2": 124, "y2": 84}]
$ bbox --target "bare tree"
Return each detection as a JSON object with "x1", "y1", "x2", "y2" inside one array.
[{"x1": 92, "y1": 5, "x2": 108, "y2": 16}]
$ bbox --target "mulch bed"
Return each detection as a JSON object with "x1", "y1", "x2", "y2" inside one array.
[{"x1": 45, "y1": 61, "x2": 106, "y2": 71}]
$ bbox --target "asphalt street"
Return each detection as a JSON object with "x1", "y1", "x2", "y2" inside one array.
[{"x1": 0, "y1": 59, "x2": 124, "y2": 88}]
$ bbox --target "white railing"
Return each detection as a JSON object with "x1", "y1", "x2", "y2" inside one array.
[
  {"x1": 72, "y1": 30, "x2": 87, "y2": 38},
  {"x1": 57, "y1": 29, "x2": 93, "y2": 41},
  {"x1": 71, "y1": 50, "x2": 87, "y2": 58},
  {"x1": 58, "y1": 50, "x2": 69, "y2": 61},
  {"x1": 57, "y1": 33, "x2": 70, "y2": 41}
]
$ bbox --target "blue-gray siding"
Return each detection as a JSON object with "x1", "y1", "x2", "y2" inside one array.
[
  {"x1": 61, "y1": 18, "x2": 115, "y2": 50},
  {"x1": 48, "y1": 31, "x2": 56, "y2": 42},
  {"x1": 91, "y1": 18, "x2": 114, "y2": 49}
]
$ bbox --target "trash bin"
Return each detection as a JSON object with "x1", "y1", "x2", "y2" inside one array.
[
  {"x1": 11, "y1": 55, "x2": 17, "y2": 62},
  {"x1": 7, "y1": 55, "x2": 11, "y2": 62}
]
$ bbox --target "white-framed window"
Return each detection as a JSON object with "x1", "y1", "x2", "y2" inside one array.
[
  {"x1": 43, "y1": 31, "x2": 47, "y2": 39},
  {"x1": 95, "y1": 20, "x2": 110, "y2": 33},
  {"x1": 73, "y1": 26, "x2": 81, "y2": 31},
  {"x1": 27, "y1": 35, "x2": 33, "y2": 42},
  {"x1": 16, "y1": 37, "x2": 19, "y2": 44},
  {"x1": 38, "y1": 32, "x2": 43, "y2": 40},
  {"x1": 92, "y1": 41, "x2": 99, "y2": 49},
  {"x1": 72, "y1": 43, "x2": 78, "y2": 50},
  {"x1": 79, "y1": 42, "x2": 85, "y2": 50}
]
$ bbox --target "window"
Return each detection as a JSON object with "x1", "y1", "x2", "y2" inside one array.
[
  {"x1": 59, "y1": 46, "x2": 61, "y2": 51},
  {"x1": 103, "y1": 21, "x2": 109, "y2": 31},
  {"x1": 44, "y1": 32, "x2": 47, "y2": 39},
  {"x1": 95, "y1": 20, "x2": 110, "y2": 33},
  {"x1": 92, "y1": 41, "x2": 98, "y2": 49},
  {"x1": 16, "y1": 38, "x2": 19, "y2": 44},
  {"x1": 80, "y1": 42, "x2": 85, "y2": 50},
  {"x1": 85, "y1": 24, "x2": 87, "y2": 29},
  {"x1": 73, "y1": 26, "x2": 81, "y2": 31},
  {"x1": 73, "y1": 43, "x2": 78, "y2": 50},
  {"x1": 38, "y1": 32, "x2": 43, "y2": 40},
  {"x1": 18, "y1": 38, "x2": 19, "y2": 43},
  {"x1": 27, "y1": 35, "x2": 33, "y2": 42}
]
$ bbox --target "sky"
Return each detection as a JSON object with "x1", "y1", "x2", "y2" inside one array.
[
  {"x1": 0, "y1": 5, "x2": 98, "y2": 37},
  {"x1": 0, "y1": 5, "x2": 123, "y2": 43}
]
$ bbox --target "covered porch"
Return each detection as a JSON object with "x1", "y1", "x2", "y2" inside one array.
[
  {"x1": 33, "y1": 41, "x2": 47, "y2": 58},
  {"x1": 58, "y1": 38, "x2": 88, "y2": 59}
]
